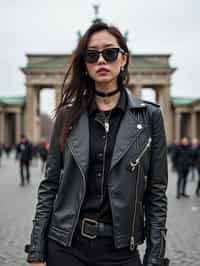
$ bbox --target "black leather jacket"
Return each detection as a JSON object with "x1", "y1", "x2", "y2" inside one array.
[{"x1": 26, "y1": 89, "x2": 168, "y2": 266}]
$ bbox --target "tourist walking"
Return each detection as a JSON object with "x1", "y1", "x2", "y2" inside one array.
[
  {"x1": 0, "y1": 142, "x2": 3, "y2": 167},
  {"x1": 191, "y1": 138, "x2": 200, "y2": 196},
  {"x1": 16, "y1": 135, "x2": 32, "y2": 186},
  {"x1": 172, "y1": 136, "x2": 192, "y2": 199}
]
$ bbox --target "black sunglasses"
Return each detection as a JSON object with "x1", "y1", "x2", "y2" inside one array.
[{"x1": 84, "y1": 47, "x2": 125, "y2": 64}]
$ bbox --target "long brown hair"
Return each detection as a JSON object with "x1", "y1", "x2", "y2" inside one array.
[{"x1": 55, "y1": 22, "x2": 130, "y2": 149}]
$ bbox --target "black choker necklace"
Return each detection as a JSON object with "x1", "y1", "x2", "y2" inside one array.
[{"x1": 95, "y1": 88, "x2": 121, "y2": 104}]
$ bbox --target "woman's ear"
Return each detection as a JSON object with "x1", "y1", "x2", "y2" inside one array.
[{"x1": 122, "y1": 52, "x2": 128, "y2": 67}]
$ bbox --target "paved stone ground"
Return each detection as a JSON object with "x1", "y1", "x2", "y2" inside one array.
[{"x1": 0, "y1": 152, "x2": 200, "y2": 266}]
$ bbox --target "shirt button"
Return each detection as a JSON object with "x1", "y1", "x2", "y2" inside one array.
[
  {"x1": 98, "y1": 153, "x2": 103, "y2": 159},
  {"x1": 102, "y1": 135, "x2": 106, "y2": 139},
  {"x1": 137, "y1": 124, "x2": 143, "y2": 130},
  {"x1": 97, "y1": 172, "x2": 101, "y2": 178}
]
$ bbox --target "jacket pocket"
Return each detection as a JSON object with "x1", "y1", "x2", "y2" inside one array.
[{"x1": 48, "y1": 225, "x2": 69, "y2": 246}]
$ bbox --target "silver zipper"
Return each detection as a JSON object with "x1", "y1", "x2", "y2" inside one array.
[
  {"x1": 129, "y1": 137, "x2": 152, "y2": 250},
  {"x1": 128, "y1": 137, "x2": 152, "y2": 173},
  {"x1": 130, "y1": 164, "x2": 140, "y2": 250},
  {"x1": 95, "y1": 112, "x2": 111, "y2": 205},
  {"x1": 67, "y1": 143, "x2": 86, "y2": 246},
  {"x1": 100, "y1": 120, "x2": 109, "y2": 204}
]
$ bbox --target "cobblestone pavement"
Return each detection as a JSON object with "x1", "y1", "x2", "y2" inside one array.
[{"x1": 0, "y1": 153, "x2": 200, "y2": 266}]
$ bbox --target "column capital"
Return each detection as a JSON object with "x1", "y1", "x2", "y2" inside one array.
[
  {"x1": 175, "y1": 109, "x2": 182, "y2": 114},
  {"x1": 25, "y1": 83, "x2": 37, "y2": 88},
  {"x1": 133, "y1": 83, "x2": 143, "y2": 88},
  {"x1": 54, "y1": 83, "x2": 63, "y2": 88},
  {"x1": 158, "y1": 83, "x2": 171, "y2": 88}
]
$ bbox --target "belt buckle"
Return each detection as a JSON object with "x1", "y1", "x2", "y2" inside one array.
[{"x1": 81, "y1": 217, "x2": 98, "y2": 239}]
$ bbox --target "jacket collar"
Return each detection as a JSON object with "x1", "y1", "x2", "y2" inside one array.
[
  {"x1": 67, "y1": 88, "x2": 147, "y2": 177},
  {"x1": 125, "y1": 88, "x2": 147, "y2": 109}
]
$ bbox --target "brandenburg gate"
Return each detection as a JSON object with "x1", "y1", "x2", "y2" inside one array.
[{"x1": 21, "y1": 53, "x2": 175, "y2": 143}]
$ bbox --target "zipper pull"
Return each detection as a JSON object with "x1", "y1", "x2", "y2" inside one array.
[
  {"x1": 129, "y1": 161, "x2": 136, "y2": 172},
  {"x1": 104, "y1": 121, "x2": 109, "y2": 133},
  {"x1": 130, "y1": 236, "x2": 135, "y2": 251}
]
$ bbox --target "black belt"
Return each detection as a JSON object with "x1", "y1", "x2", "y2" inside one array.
[{"x1": 77, "y1": 217, "x2": 113, "y2": 239}]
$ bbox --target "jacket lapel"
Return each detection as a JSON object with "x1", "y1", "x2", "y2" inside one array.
[
  {"x1": 67, "y1": 110, "x2": 89, "y2": 177},
  {"x1": 110, "y1": 89, "x2": 147, "y2": 171},
  {"x1": 66, "y1": 88, "x2": 147, "y2": 176}
]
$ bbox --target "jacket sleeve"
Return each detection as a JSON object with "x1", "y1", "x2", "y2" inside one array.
[
  {"x1": 143, "y1": 108, "x2": 168, "y2": 266},
  {"x1": 26, "y1": 117, "x2": 63, "y2": 263}
]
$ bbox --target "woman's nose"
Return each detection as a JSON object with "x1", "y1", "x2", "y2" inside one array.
[{"x1": 97, "y1": 53, "x2": 106, "y2": 64}]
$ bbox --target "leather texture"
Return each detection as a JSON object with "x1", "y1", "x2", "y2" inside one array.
[{"x1": 26, "y1": 89, "x2": 168, "y2": 265}]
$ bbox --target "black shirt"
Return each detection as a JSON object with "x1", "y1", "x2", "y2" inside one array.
[{"x1": 79, "y1": 89, "x2": 126, "y2": 224}]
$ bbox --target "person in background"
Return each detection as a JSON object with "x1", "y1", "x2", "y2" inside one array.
[
  {"x1": 0, "y1": 142, "x2": 3, "y2": 167},
  {"x1": 172, "y1": 136, "x2": 192, "y2": 199},
  {"x1": 190, "y1": 137, "x2": 199, "y2": 181},
  {"x1": 16, "y1": 135, "x2": 33, "y2": 186},
  {"x1": 4, "y1": 144, "x2": 12, "y2": 158},
  {"x1": 38, "y1": 141, "x2": 48, "y2": 173},
  {"x1": 191, "y1": 138, "x2": 200, "y2": 196},
  {"x1": 167, "y1": 140, "x2": 179, "y2": 171}
]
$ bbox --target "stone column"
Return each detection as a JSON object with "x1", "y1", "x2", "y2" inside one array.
[
  {"x1": 15, "y1": 111, "x2": 21, "y2": 143},
  {"x1": 157, "y1": 85, "x2": 173, "y2": 143},
  {"x1": 25, "y1": 85, "x2": 38, "y2": 143},
  {"x1": 55, "y1": 84, "x2": 62, "y2": 108},
  {"x1": 36, "y1": 89, "x2": 41, "y2": 142},
  {"x1": 175, "y1": 110, "x2": 181, "y2": 141},
  {"x1": 0, "y1": 111, "x2": 5, "y2": 143},
  {"x1": 191, "y1": 111, "x2": 197, "y2": 138},
  {"x1": 132, "y1": 84, "x2": 142, "y2": 98}
]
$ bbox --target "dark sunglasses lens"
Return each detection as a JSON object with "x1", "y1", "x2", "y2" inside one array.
[
  {"x1": 85, "y1": 50, "x2": 98, "y2": 63},
  {"x1": 103, "y1": 48, "x2": 119, "y2": 62}
]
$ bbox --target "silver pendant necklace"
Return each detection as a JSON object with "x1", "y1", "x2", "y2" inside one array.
[{"x1": 103, "y1": 110, "x2": 112, "y2": 133}]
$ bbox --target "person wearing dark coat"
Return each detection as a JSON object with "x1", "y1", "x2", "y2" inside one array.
[
  {"x1": 0, "y1": 142, "x2": 3, "y2": 167},
  {"x1": 38, "y1": 142, "x2": 48, "y2": 173},
  {"x1": 191, "y1": 138, "x2": 200, "y2": 196},
  {"x1": 16, "y1": 135, "x2": 33, "y2": 186},
  {"x1": 172, "y1": 136, "x2": 192, "y2": 199}
]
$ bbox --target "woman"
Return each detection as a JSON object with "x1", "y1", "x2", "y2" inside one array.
[
  {"x1": 172, "y1": 136, "x2": 192, "y2": 199},
  {"x1": 25, "y1": 22, "x2": 169, "y2": 266}
]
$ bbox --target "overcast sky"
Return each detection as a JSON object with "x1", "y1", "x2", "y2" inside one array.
[{"x1": 0, "y1": 0, "x2": 200, "y2": 113}]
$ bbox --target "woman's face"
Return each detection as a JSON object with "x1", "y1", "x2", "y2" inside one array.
[{"x1": 85, "y1": 30, "x2": 127, "y2": 89}]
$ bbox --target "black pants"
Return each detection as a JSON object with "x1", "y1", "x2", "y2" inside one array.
[
  {"x1": 20, "y1": 160, "x2": 30, "y2": 185},
  {"x1": 176, "y1": 168, "x2": 189, "y2": 196},
  {"x1": 47, "y1": 230, "x2": 142, "y2": 266}
]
